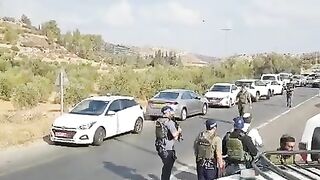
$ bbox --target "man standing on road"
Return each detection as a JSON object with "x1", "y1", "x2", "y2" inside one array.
[
  {"x1": 236, "y1": 85, "x2": 252, "y2": 117},
  {"x1": 242, "y1": 113, "x2": 263, "y2": 148},
  {"x1": 155, "y1": 106, "x2": 182, "y2": 180},
  {"x1": 286, "y1": 79, "x2": 294, "y2": 108},
  {"x1": 268, "y1": 134, "x2": 296, "y2": 165},
  {"x1": 222, "y1": 117, "x2": 258, "y2": 176},
  {"x1": 194, "y1": 119, "x2": 225, "y2": 180}
]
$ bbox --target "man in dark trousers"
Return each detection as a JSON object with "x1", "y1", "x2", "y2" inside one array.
[
  {"x1": 155, "y1": 106, "x2": 182, "y2": 180},
  {"x1": 222, "y1": 117, "x2": 258, "y2": 176}
]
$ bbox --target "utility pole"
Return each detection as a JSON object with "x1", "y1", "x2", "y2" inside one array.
[{"x1": 221, "y1": 28, "x2": 232, "y2": 57}]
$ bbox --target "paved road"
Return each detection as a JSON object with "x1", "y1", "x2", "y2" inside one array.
[{"x1": 0, "y1": 87, "x2": 318, "y2": 180}]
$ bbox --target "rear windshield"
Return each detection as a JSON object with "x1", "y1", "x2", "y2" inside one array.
[
  {"x1": 262, "y1": 76, "x2": 276, "y2": 81},
  {"x1": 255, "y1": 81, "x2": 266, "y2": 86},
  {"x1": 235, "y1": 81, "x2": 252, "y2": 87},
  {"x1": 210, "y1": 85, "x2": 230, "y2": 92},
  {"x1": 280, "y1": 74, "x2": 291, "y2": 79},
  {"x1": 154, "y1": 92, "x2": 179, "y2": 99}
]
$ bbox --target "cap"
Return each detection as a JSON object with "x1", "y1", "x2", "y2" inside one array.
[
  {"x1": 161, "y1": 106, "x2": 174, "y2": 114},
  {"x1": 243, "y1": 113, "x2": 252, "y2": 123},
  {"x1": 206, "y1": 119, "x2": 217, "y2": 130},
  {"x1": 233, "y1": 117, "x2": 244, "y2": 129}
]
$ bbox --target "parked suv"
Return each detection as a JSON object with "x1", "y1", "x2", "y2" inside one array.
[
  {"x1": 235, "y1": 79, "x2": 272, "y2": 102},
  {"x1": 261, "y1": 74, "x2": 284, "y2": 87},
  {"x1": 50, "y1": 95, "x2": 144, "y2": 146}
]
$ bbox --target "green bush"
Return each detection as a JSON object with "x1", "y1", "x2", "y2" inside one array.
[
  {"x1": 64, "y1": 84, "x2": 89, "y2": 106},
  {"x1": 0, "y1": 74, "x2": 12, "y2": 100},
  {"x1": 30, "y1": 76, "x2": 52, "y2": 102},
  {"x1": 12, "y1": 83, "x2": 40, "y2": 109},
  {"x1": 10, "y1": 46, "x2": 19, "y2": 52}
]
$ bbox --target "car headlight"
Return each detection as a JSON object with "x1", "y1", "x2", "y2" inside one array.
[{"x1": 79, "y1": 122, "x2": 96, "y2": 130}]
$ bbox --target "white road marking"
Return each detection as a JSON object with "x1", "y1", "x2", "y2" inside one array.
[{"x1": 256, "y1": 94, "x2": 317, "y2": 129}]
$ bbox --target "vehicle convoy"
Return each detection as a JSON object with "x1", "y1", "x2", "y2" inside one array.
[
  {"x1": 292, "y1": 75, "x2": 307, "y2": 87},
  {"x1": 265, "y1": 80, "x2": 284, "y2": 95},
  {"x1": 279, "y1": 72, "x2": 293, "y2": 86},
  {"x1": 204, "y1": 83, "x2": 240, "y2": 107},
  {"x1": 145, "y1": 89, "x2": 208, "y2": 121},
  {"x1": 235, "y1": 79, "x2": 272, "y2": 101},
  {"x1": 50, "y1": 95, "x2": 145, "y2": 146},
  {"x1": 218, "y1": 150, "x2": 320, "y2": 180}
]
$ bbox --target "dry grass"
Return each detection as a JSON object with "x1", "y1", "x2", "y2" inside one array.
[
  {"x1": 0, "y1": 99, "x2": 148, "y2": 149},
  {"x1": 0, "y1": 101, "x2": 60, "y2": 149}
]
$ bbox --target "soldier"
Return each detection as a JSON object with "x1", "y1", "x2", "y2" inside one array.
[
  {"x1": 286, "y1": 79, "x2": 294, "y2": 108},
  {"x1": 236, "y1": 84, "x2": 252, "y2": 117},
  {"x1": 194, "y1": 119, "x2": 224, "y2": 180},
  {"x1": 268, "y1": 134, "x2": 296, "y2": 165},
  {"x1": 155, "y1": 106, "x2": 182, "y2": 180}
]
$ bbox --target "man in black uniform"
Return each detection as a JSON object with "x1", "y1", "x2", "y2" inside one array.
[{"x1": 222, "y1": 117, "x2": 258, "y2": 176}]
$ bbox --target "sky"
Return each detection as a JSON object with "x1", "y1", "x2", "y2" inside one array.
[{"x1": 0, "y1": 0, "x2": 320, "y2": 57}]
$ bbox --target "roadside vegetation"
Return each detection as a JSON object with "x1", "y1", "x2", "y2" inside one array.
[{"x1": 0, "y1": 15, "x2": 317, "y2": 148}]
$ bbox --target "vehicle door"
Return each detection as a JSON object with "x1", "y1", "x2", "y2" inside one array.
[
  {"x1": 181, "y1": 91, "x2": 196, "y2": 115},
  {"x1": 118, "y1": 99, "x2": 137, "y2": 133},
  {"x1": 271, "y1": 81, "x2": 282, "y2": 94},
  {"x1": 104, "y1": 100, "x2": 121, "y2": 137},
  {"x1": 190, "y1": 91, "x2": 203, "y2": 113}
]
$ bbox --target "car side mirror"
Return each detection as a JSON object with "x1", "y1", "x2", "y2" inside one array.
[{"x1": 106, "y1": 110, "x2": 116, "y2": 116}]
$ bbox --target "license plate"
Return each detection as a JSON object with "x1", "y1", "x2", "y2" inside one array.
[
  {"x1": 55, "y1": 132, "x2": 68, "y2": 137},
  {"x1": 152, "y1": 104, "x2": 164, "y2": 108}
]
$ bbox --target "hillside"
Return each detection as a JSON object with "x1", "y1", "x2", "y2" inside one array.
[{"x1": 0, "y1": 16, "x2": 218, "y2": 67}]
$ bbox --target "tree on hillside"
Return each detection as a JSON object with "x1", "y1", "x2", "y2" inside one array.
[
  {"x1": 21, "y1": 14, "x2": 31, "y2": 26},
  {"x1": 41, "y1": 20, "x2": 61, "y2": 44}
]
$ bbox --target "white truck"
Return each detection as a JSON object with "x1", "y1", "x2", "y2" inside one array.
[
  {"x1": 235, "y1": 79, "x2": 272, "y2": 102},
  {"x1": 261, "y1": 74, "x2": 284, "y2": 87}
]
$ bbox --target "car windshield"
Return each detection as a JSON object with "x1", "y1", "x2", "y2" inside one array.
[
  {"x1": 235, "y1": 81, "x2": 252, "y2": 87},
  {"x1": 209, "y1": 85, "x2": 230, "y2": 92},
  {"x1": 280, "y1": 74, "x2": 291, "y2": 79},
  {"x1": 292, "y1": 75, "x2": 300, "y2": 79},
  {"x1": 255, "y1": 81, "x2": 266, "y2": 86},
  {"x1": 262, "y1": 76, "x2": 276, "y2": 81},
  {"x1": 154, "y1": 92, "x2": 179, "y2": 99},
  {"x1": 70, "y1": 100, "x2": 109, "y2": 116}
]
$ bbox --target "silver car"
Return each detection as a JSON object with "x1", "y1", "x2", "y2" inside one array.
[{"x1": 146, "y1": 89, "x2": 208, "y2": 121}]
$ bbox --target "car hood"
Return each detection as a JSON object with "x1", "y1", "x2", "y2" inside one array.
[
  {"x1": 53, "y1": 113, "x2": 99, "y2": 128},
  {"x1": 205, "y1": 91, "x2": 230, "y2": 98}
]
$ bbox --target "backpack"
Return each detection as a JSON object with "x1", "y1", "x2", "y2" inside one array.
[
  {"x1": 196, "y1": 131, "x2": 216, "y2": 160},
  {"x1": 226, "y1": 133, "x2": 245, "y2": 162},
  {"x1": 155, "y1": 118, "x2": 169, "y2": 155}
]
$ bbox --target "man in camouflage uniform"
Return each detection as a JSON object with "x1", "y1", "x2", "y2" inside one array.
[
  {"x1": 236, "y1": 85, "x2": 252, "y2": 117},
  {"x1": 267, "y1": 134, "x2": 296, "y2": 165},
  {"x1": 194, "y1": 119, "x2": 224, "y2": 180}
]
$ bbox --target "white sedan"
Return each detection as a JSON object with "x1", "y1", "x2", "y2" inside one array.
[
  {"x1": 267, "y1": 81, "x2": 284, "y2": 95},
  {"x1": 50, "y1": 95, "x2": 144, "y2": 146},
  {"x1": 204, "y1": 83, "x2": 239, "y2": 107}
]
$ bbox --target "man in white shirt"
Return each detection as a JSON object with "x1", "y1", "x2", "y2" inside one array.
[{"x1": 242, "y1": 113, "x2": 263, "y2": 147}]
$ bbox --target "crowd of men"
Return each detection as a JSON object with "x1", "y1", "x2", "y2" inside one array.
[{"x1": 154, "y1": 80, "x2": 298, "y2": 180}]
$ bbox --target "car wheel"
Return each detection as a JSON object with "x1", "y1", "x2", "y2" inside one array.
[
  {"x1": 93, "y1": 127, "x2": 105, "y2": 146},
  {"x1": 280, "y1": 88, "x2": 284, "y2": 95},
  {"x1": 227, "y1": 99, "x2": 232, "y2": 108},
  {"x1": 201, "y1": 104, "x2": 208, "y2": 115},
  {"x1": 133, "y1": 117, "x2": 143, "y2": 134},
  {"x1": 266, "y1": 90, "x2": 271, "y2": 100},
  {"x1": 180, "y1": 108, "x2": 187, "y2": 121}
]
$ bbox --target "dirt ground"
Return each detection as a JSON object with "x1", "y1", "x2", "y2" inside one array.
[{"x1": 0, "y1": 99, "x2": 148, "y2": 150}]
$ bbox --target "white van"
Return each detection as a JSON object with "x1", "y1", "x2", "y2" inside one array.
[{"x1": 261, "y1": 74, "x2": 284, "y2": 86}]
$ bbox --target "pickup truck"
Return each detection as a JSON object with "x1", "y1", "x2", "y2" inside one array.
[{"x1": 235, "y1": 79, "x2": 272, "y2": 102}]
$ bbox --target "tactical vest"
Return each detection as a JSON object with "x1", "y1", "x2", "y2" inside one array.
[
  {"x1": 155, "y1": 119, "x2": 168, "y2": 140},
  {"x1": 238, "y1": 91, "x2": 248, "y2": 104},
  {"x1": 226, "y1": 133, "x2": 246, "y2": 162},
  {"x1": 196, "y1": 131, "x2": 216, "y2": 160}
]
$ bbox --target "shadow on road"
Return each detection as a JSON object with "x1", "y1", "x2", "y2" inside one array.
[
  {"x1": 103, "y1": 161, "x2": 150, "y2": 180},
  {"x1": 199, "y1": 117, "x2": 233, "y2": 125},
  {"x1": 174, "y1": 171, "x2": 197, "y2": 180}
]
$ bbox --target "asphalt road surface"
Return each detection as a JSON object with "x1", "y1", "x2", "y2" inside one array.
[{"x1": 0, "y1": 87, "x2": 319, "y2": 180}]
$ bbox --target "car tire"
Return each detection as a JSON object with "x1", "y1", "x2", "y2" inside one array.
[
  {"x1": 180, "y1": 108, "x2": 187, "y2": 121},
  {"x1": 266, "y1": 90, "x2": 271, "y2": 100},
  {"x1": 227, "y1": 99, "x2": 232, "y2": 108},
  {"x1": 311, "y1": 127, "x2": 320, "y2": 161},
  {"x1": 92, "y1": 127, "x2": 105, "y2": 146},
  {"x1": 201, "y1": 104, "x2": 208, "y2": 115},
  {"x1": 280, "y1": 88, "x2": 284, "y2": 95},
  {"x1": 133, "y1": 117, "x2": 143, "y2": 134}
]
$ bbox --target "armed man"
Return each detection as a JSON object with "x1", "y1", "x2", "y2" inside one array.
[
  {"x1": 267, "y1": 134, "x2": 296, "y2": 165},
  {"x1": 286, "y1": 78, "x2": 294, "y2": 108},
  {"x1": 236, "y1": 84, "x2": 252, "y2": 117},
  {"x1": 194, "y1": 119, "x2": 225, "y2": 180},
  {"x1": 155, "y1": 106, "x2": 182, "y2": 180},
  {"x1": 222, "y1": 117, "x2": 258, "y2": 176}
]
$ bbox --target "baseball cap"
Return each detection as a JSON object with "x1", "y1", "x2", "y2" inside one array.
[
  {"x1": 233, "y1": 117, "x2": 245, "y2": 129},
  {"x1": 243, "y1": 113, "x2": 252, "y2": 124},
  {"x1": 206, "y1": 119, "x2": 217, "y2": 130}
]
